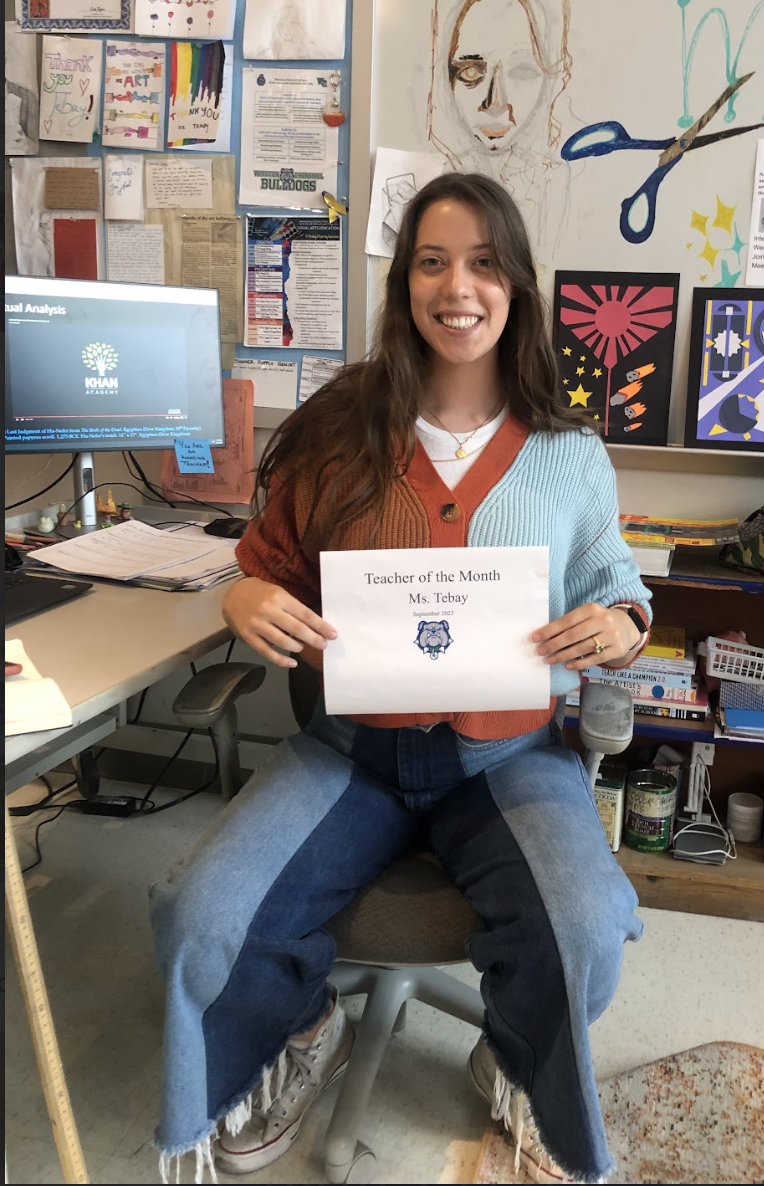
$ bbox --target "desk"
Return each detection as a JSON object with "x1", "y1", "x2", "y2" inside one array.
[
  {"x1": 5, "y1": 574, "x2": 234, "y2": 1184},
  {"x1": 6, "y1": 579, "x2": 232, "y2": 792}
]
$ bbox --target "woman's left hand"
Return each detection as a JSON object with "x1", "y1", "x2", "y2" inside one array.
[{"x1": 532, "y1": 603, "x2": 642, "y2": 671}]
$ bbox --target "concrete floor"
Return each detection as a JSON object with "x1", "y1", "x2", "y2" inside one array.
[{"x1": 6, "y1": 777, "x2": 764, "y2": 1185}]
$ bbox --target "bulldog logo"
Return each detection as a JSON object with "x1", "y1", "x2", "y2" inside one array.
[{"x1": 414, "y1": 620, "x2": 453, "y2": 660}]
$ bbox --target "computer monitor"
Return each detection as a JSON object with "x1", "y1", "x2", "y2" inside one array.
[{"x1": 5, "y1": 275, "x2": 225, "y2": 527}]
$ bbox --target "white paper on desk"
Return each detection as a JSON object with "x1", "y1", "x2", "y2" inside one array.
[
  {"x1": 143, "y1": 544, "x2": 240, "y2": 584},
  {"x1": 28, "y1": 519, "x2": 219, "y2": 580},
  {"x1": 5, "y1": 640, "x2": 73, "y2": 737},
  {"x1": 321, "y1": 547, "x2": 550, "y2": 715}
]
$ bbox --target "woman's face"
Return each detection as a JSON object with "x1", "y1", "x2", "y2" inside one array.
[
  {"x1": 408, "y1": 199, "x2": 512, "y2": 368},
  {"x1": 449, "y1": 0, "x2": 548, "y2": 153}
]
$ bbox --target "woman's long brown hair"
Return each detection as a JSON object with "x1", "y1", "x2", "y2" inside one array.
[{"x1": 254, "y1": 172, "x2": 589, "y2": 545}]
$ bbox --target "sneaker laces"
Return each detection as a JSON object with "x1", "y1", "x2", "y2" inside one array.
[
  {"x1": 225, "y1": 1002, "x2": 336, "y2": 1140},
  {"x1": 268, "y1": 1040, "x2": 324, "y2": 1122},
  {"x1": 490, "y1": 1067, "x2": 546, "y2": 1179}
]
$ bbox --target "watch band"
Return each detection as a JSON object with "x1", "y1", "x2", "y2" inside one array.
[{"x1": 611, "y1": 603, "x2": 648, "y2": 638}]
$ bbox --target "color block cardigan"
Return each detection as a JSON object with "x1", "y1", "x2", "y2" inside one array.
[{"x1": 236, "y1": 414, "x2": 651, "y2": 739}]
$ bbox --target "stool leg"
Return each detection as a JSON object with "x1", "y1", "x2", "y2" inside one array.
[
  {"x1": 392, "y1": 1002, "x2": 407, "y2": 1035},
  {"x1": 325, "y1": 968, "x2": 413, "y2": 1182},
  {"x1": 412, "y1": 967, "x2": 485, "y2": 1028},
  {"x1": 213, "y1": 708, "x2": 242, "y2": 801}
]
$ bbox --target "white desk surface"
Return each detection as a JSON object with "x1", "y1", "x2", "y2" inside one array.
[{"x1": 5, "y1": 580, "x2": 232, "y2": 766}]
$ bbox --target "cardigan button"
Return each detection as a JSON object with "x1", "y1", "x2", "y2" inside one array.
[{"x1": 440, "y1": 503, "x2": 461, "y2": 522}]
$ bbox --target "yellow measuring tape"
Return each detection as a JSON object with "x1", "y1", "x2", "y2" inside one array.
[{"x1": 5, "y1": 801, "x2": 89, "y2": 1184}]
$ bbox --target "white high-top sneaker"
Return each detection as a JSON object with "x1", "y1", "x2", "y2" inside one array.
[
  {"x1": 468, "y1": 1036, "x2": 581, "y2": 1184},
  {"x1": 216, "y1": 989, "x2": 354, "y2": 1175}
]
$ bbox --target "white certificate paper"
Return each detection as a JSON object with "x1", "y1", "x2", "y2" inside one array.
[{"x1": 321, "y1": 547, "x2": 550, "y2": 715}]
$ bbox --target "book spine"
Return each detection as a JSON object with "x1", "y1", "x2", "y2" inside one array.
[
  {"x1": 622, "y1": 533, "x2": 737, "y2": 546},
  {"x1": 631, "y1": 656, "x2": 696, "y2": 675},
  {"x1": 584, "y1": 665, "x2": 693, "y2": 689},
  {"x1": 632, "y1": 703, "x2": 709, "y2": 722},
  {"x1": 579, "y1": 680, "x2": 704, "y2": 703}
]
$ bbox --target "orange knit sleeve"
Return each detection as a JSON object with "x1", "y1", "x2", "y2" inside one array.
[{"x1": 234, "y1": 477, "x2": 321, "y2": 608}]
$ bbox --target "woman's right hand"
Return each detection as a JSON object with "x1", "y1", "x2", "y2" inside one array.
[{"x1": 222, "y1": 577, "x2": 337, "y2": 669}]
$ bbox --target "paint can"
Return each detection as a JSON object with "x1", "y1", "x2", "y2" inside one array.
[
  {"x1": 593, "y1": 762, "x2": 627, "y2": 853},
  {"x1": 623, "y1": 769, "x2": 678, "y2": 853}
]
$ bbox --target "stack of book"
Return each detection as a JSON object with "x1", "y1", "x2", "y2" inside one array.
[
  {"x1": 619, "y1": 515, "x2": 740, "y2": 579},
  {"x1": 567, "y1": 627, "x2": 710, "y2": 723}
]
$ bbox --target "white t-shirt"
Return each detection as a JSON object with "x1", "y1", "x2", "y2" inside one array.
[{"x1": 415, "y1": 407, "x2": 509, "y2": 490}]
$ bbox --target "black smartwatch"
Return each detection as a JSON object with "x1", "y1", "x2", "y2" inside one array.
[{"x1": 612, "y1": 603, "x2": 648, "y2": 649}]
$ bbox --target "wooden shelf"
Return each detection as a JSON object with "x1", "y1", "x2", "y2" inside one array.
[
  {"x1": 643, "y1": 553, "x2": 764, "y2": 594},
  {"x1": 606, "y1": 442, "x2": 764, "y2": 477},
  {"x1": 616, "y1": 842, "x2": 764, "y2": 922},
  {"x1": 563, "y1": 706, "x2": 758, "y2": 747}
]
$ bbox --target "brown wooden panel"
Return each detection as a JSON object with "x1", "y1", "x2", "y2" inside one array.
[{"x1": 617, "y1": 844, "x2": 764, "y2": 923}]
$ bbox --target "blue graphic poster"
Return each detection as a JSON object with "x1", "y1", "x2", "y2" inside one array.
[{"x1": 685, "y1": 288, "x2": 764, "y2": 452}]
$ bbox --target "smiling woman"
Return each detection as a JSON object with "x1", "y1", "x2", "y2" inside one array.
[
  {"x1": 151, "y1": 172, "x2": 652, "y2": 1186},
  {"x1": 428, "y1": 0, "x2": 575, "y2": 260}
]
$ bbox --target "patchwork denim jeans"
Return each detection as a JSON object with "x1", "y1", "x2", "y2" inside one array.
[{"x1": 150, "y1": 701, "x2": 642, "y2": 1181}]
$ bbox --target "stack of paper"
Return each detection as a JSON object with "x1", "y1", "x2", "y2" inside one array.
[
  {"x1": 27, "y1": 520, "x2": 241, "y2": 591},
  {"x1": 5, "y1": 640, "x2": 73, "y2": 737}
]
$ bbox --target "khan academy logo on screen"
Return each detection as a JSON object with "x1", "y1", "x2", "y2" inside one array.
[{"x1": 82, "y1": 342, "x2": 119, "y2": 388}]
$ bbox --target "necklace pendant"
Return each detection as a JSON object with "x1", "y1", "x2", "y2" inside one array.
[{"x1": 455, "y1": 446, "x2": 467, "y2": 459}]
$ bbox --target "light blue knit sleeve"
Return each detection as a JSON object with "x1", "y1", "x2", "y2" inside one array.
[{"x1": 563, "y1": 436, "x2": 653, "y2": 624}]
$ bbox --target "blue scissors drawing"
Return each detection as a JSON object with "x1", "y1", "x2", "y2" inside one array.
[{"x1": 561, "y1": 73, "x2": 762, "y2": 245}]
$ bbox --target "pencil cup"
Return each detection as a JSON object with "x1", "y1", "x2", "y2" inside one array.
[{"x1": 726, "y1": 793, "x2": 763, "y2": 844}]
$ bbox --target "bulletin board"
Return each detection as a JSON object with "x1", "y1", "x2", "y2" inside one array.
[
  {"x1": 359, "y1": 0, "x2": 764, "y2": 448},
  {"x1": 5, "y1": 0, "x2": 352, "y2": 397}
]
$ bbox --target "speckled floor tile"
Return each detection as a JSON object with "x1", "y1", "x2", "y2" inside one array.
[{"x1": 475, "y1": 1042, "x2": 764, "y2": 1185}]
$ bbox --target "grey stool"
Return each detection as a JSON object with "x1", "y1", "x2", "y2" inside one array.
[{"x1": 174, "y1": 662, "x2": 633, "y2": 1183}]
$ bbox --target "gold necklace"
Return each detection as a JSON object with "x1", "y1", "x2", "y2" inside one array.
[
  {"x1": 425, "y1": 405, "x2": 501, "y2": 459},
  {"x1": 429, "y1": 440, "x2": 489, "y2": 463}
]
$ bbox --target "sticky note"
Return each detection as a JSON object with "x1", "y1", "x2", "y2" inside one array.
[{"x1": 174, "y1": 439, "x2": 215, "y2": 473}]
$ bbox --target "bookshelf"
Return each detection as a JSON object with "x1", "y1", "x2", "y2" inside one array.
[
  {"x1": 648, "y1": 553, "x2": 764, "y2": 594},
  {"x1": 563, "y1": 704, "x2": 752, "y2": 747},
  {"x1": 616, "y1": 843, "x2": 763, "y2": 923},
  {"x1": 564, "y1": 551, "x2": 763, "y2": 921}
]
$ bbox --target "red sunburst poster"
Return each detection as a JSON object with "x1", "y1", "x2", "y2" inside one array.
[{"x1": 552, "y1": 272, "x2": 680, "y2": 447}]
